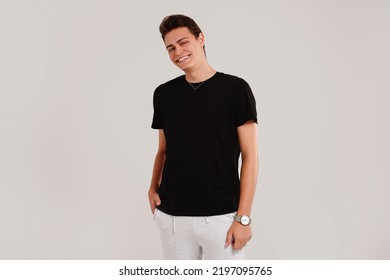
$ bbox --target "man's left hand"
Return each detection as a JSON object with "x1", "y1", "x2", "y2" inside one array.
[{"x1": 225, "y1": 221, "x2": 252, "y2": 250}]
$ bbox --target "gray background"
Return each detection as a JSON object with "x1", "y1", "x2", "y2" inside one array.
[{"x1": 0, "y1": 0, "x2": 389, "y2": 259}]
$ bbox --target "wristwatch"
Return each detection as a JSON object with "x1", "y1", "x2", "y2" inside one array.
[{"x1": 234, "y1": 215, "x2": 252, "y2": 226}]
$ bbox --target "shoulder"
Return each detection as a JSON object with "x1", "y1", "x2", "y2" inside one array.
[
  {"x1": 153, "y1": 75, "x2": 184, "y2": 104},
  {"x1": 154, "y1": 75, "x2": 185, "y2": 93},
  {"x1": 216, "y1": 72, "x2": 250, "y2": 88},
  {"x1": 218, "y1": 73, "x2": 255, "y2": 108}
]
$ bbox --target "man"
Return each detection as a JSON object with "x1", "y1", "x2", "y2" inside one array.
[{"x1": 148, "y1": 14, "x2": 258, "y2": 260}]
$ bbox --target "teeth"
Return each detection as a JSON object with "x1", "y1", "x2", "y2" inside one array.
[{"x1": 178, "y1": 55, "x2": 189, "y2": 62}]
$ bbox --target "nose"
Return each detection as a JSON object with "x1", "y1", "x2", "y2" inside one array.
[{"x1": 174, "y1": 45, "x2": 184, "y2": 56}]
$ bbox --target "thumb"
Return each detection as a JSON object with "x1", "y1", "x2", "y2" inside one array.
[
  {"x1": 225, "y1": 230, "x2": 233, "y2": 248},
  {"x1": 154, "y1": 194, "x2": 161, "y2": 206}
]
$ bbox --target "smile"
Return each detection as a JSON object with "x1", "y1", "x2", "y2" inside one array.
[{"x1": 177, "y1": 55, "x2": 190, "y2": 63}]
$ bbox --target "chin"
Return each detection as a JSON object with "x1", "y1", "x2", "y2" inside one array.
[{"x1": 177, "y1": 63, "x2": 193, "y2": 72}]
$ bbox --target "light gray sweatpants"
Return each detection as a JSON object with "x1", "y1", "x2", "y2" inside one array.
[{"x1": 153, "y1": 209, "x2": 245, "y2": 260}]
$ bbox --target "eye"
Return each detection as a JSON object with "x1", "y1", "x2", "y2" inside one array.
[
  {"x1": 168, "y1": 47, "x2": 175, "y2": 53},
  {"x1": 180, "y1": 41, "x2": 188, "y2": 45}
]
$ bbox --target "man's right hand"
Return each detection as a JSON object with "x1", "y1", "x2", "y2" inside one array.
[{"x1": 148, "y1": 189, "x2": 161, "y2": 214}]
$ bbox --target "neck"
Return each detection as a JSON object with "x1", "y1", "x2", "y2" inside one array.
[{"x1": 184, "y1": 63, "x2": 216, "y2": 83}]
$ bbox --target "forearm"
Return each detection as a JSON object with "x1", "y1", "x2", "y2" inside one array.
[
  {"x1": 237, "y1": 155, "x2": 259, "y2": 216},
  {"x1": 149, "y1": 152, "x2": 166, "y2": 192}
]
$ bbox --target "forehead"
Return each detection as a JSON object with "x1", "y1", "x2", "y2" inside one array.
[{"x1": 164, "y1": 27, "x2": 196, "y2": 45}]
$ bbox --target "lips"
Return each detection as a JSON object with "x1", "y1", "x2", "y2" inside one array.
[{"x1": 176, "y1": 54, "x2": 190, "y2": 63}]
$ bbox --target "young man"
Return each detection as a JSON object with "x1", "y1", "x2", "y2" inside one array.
[{"x1": 149, "y1": 14, "x2": 258, "y2": 260}]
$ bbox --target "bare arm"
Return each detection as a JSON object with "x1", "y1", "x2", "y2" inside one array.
[
  {"x1": 236, "y1": 120, "x2": 259, "y2": 216},
  {"x1": 148, "y1": 129, "x2": 167, "y2": 213},
  {"x1": 225, "y1": 120, "x2": 259, "y2": 249}
]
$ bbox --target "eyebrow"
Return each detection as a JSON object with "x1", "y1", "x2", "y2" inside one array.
[{"x1": 165, "y1": 37, "x2": 190, "y2": 49}]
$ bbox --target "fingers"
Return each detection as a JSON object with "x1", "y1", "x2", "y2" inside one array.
[
  {"x1": 225, "y1": 230, "x2": 233, "y2": 248},
  {"x1": 154, "y1": 193, "x2": 161, "y2": 206},
  {"x1": 227, "y1": 224, "x2": 252, "y2": 250},
  {"x1": 234, "y1": 233, "x2": 252, "y2": 250},
  {"x1": 233, "y1": 238, "x2": 247, "y2": 250},
  {"x1": 226, "y1": 233, "x2": 247, "y2": 250},
  {"x1": 149, "y1": 192, "x2": 161, "y2": 214}
]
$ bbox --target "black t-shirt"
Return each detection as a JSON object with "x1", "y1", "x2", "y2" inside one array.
[{"x1": 151, "y1": 72, "x2": 257, "y2": 216}]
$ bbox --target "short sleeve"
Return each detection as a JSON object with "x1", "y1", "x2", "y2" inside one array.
[
  {"x1": 151, "y1": 88, "x2": 163, "y2": 129},
  {"x1": 234, "y1": 78, "x2": 258, "y2": 127}
]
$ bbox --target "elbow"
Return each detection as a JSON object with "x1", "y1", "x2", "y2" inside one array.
[
  {"x1": 241, "y1": 152, "x2": 259, "y2": 169},
  {"x1": 241, "y1": 151, "x2": 258, "y2": 162}
]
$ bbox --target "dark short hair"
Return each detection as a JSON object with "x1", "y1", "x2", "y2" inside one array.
[{"x1": 159, "y1": 14, "x2": 205, "y2": 53}]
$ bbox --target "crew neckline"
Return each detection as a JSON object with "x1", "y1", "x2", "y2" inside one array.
[{"x1": 184, "y1": 71, "x2": 220, "y2": 85}]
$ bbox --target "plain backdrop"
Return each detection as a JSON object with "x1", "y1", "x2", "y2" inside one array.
[{"x1": 0, "y1": 0, "x2": 389, "y2": 259}]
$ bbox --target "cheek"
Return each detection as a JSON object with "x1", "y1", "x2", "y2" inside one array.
[
  {"x1": 168, "y1": 53, "x2": 175, "y2": 62},
  {"x1": 193, "y1": 46, "x2": 203, "y2": 56}
]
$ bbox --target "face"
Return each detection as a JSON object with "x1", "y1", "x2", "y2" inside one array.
[{"x1": 164, "y1": 27, "x2": 205, "y2": 72}]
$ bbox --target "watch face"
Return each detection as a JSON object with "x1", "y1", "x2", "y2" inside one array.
[{"x1": 241, "y1": 215, "x2": 250, "y2": 225}]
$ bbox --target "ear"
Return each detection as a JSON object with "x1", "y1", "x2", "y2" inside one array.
[{"x1": 198, "y1": 32, "x2": 205, "y2": 46}]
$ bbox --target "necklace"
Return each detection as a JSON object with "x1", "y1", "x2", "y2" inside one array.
[
  {"x1": 186, "y1": 69, "x2": 217, "y2": 92},
  {"x1": 187, "y1": 80, "x2": 206, "y2": 92}
]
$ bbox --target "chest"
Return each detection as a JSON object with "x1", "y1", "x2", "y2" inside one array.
[{"x1": 160, "y1": 90, "x2": 235, "y2": 128}]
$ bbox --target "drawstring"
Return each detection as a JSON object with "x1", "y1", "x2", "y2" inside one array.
[{"x1": 204, "y1": 216, "x2": 210, "y2": 224}]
